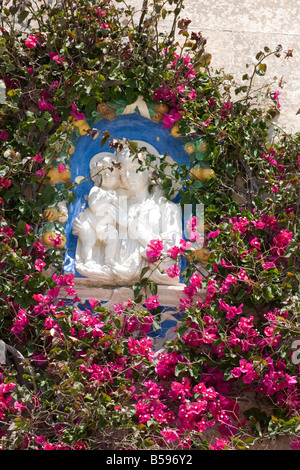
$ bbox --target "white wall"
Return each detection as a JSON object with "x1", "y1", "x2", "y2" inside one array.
[{"x1": 134, "y1": 0, "x2": 300, "y2": 134}]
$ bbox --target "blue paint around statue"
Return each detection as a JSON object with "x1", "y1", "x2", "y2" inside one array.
[{"x1": 64, "y1": 113, "x2": 190, "y2": 278}]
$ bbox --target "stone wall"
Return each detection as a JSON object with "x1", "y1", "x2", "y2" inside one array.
[{"x1": 131, "y1": 0, "x2": 300, "y2": 134}]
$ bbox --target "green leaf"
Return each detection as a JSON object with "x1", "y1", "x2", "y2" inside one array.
[
  {"x1": 176, "y1": 325, "x2": 188, "y2": 339},
  {"x1": 100, "y1": 132, "x2": 111, "y2": 148},
  {"x1": 190, "y1": 364, "x2": 199, "y2": 378},
  {"x1": 262, "y1": 286, "x2": 274, "y2": 301},
  {"x1": 0, "y1": 165, "x2": 9, "y2": 177},
  {"x1": 65, "y1": 190, "x2": 76, "y2": 205},
  {"x1": 140, "y1": 266, "x2": 150, "y2": 279},
  {"x1": 36, "y1": 117, "x2": 48, "y2": 131},
  {"x1": 256, "y1": 51, "x2": 264, "y2": 61},
  {"x1": 257, "y1": 63, "x2": 267, "y2": 75},
  {"x1": 18, "y1": 10, "x2": 29, "y2": 23},
  {"x1": 133, "y1": 282, "x2": 142, "y2": 299},
  {"x1": 236, "y1": 289, "x2": 246, "y2": 300},
  {"x1": 175, "y1": 363, "x2": 186, "y2": 377},
  {"x1": 150, "y1": 282, "x2": 157, "y2": 295},
  {"x1": 39, "y1": 185, "x2": 56, "y2": 204}
]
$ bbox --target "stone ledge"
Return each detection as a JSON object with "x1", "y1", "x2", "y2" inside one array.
[
  {"x1": 72, "y1": 279, "x2": 206, "y2": 309},
  {"x1": 61, "y1": 280, "x2": 207, "y2": 351}
]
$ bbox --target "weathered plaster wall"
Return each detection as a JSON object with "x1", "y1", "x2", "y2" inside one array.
[{"x1": 133, "y1": 0, "x2": 300, "y2": 134}]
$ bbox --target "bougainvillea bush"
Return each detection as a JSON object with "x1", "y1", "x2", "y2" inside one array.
[{"x1": 0, "y1": 0, "x2": 299, "y2": 450}]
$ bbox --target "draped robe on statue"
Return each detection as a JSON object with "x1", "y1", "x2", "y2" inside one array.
[{"x1": 72, "y1": 146, "x2": 182, "y2": 286}]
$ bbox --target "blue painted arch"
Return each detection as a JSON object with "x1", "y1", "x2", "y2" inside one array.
[{"x1": 63, "y1": 112, "x2": 190, "y2": 276}]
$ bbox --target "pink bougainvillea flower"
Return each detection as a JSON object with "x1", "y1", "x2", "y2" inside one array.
[
  {"x1": 188, "y1": 89, "x2": 197, "y2": 100},
  {"x1": 72, "y1": 442, "x2": 87, "y2": 450},
  {"x1": 0, "y1": 177, "x2": 11, "y2": 188},
  {"x1": 252, "y1": 215, "x2": 278, "y2": 231},
  {"x1": 219, "y1": 299, "x2": 243, "y2": 319},
  {"x1": 153, "y1": 85, "x2": 175, "y2": 103},
  {"x1": 166, "y1": 263, "x2": 180, "y2": 278},
  {"x1": 125, "y1": 316, "x2": 139, "y2": 333},
  {"x1": 209, "y1": 438, "x2": 229, "y2": 450},
  {"x1": 222, "y1": 101, "x2": 232, "y2": 114},
  {"x1": 272, "y1": 90, "x2": 281, "y2": 109},
  {"x1": 162, "y1": 109, "x2": 182, "y2": 129},
  {"x1": 33, "y1": 152, "x2": 44, "y2": 163},
  {"x1": 189, "y1": 272, "x2": 203, "y2": 288},
  {"x1": 271, "y1": 229, "x2": 293, "y2": 257},
  {"x1": 230, "y1": 216, "x2": 249, "y2": 234},
  {"x1": 35, "y1": 259, "x2": 46, "y2": 272},
  {"x1": 14, "y1": 401, "x2": 26, "y2": 413},
  {"x1": 167, "y1": 245, "x2": 180, "y2": 259},
  {"x1": 207, "y1": 229, "x2": 220, "y2": 239},
  {"x1": 178, "y1": 238, "x2": 192, "y2": 253},
  {"x1": 207, "y1": 98, "x2": 216, "y2": 107},
  {"x1": 140, "y1": 315, "x2": 154, "y2": 334},
  {"x1": 38, "y1": 100, "x2": 54, "y2": 112},
  {"x1": 290, "y1": 439, "x2": 300, "y2": 450},
  {"x1": 94, "y1": 7, "x2": 106, "y2": 17},
  {"x1": 144, "y1": 295, "x2": 160, "y2": 310},
  {"x1": 230, "y1": 359, "x2": 258, "y2": 384},
  {"x1": 88, "y1": 298, "x2": 99, "y2": 309},
  {"x1": 48, "y1": 80, "x2": 59, "y2": 92},
  {"x1": 262, "y1": 262, "x2": 276, "y2": 270},
  {"x1": 186, "y1": 216, "x2": 203, "y2": 243},
  {"x1": 0, "y1": 130, "x2": 8, "y2": 140},
  {"x1": 161, "y1": 428, "x2": 180, "y2": 443},
  {"x1": 49, "y1": 52, "x2": 66, "y2": 65},
  {"x1": 298, "y1": 155, "x2": 300, "y2": 167},
  {"x1": 58, "y1": 164, "x2": 66, "y2": 173},
  {"x1": 11, "y1": 309, "x2": 29, "y2": 334},
  {"x1": 219, "y1": 274, "x2": 237, "y2": 294},
  {"x1": 146, "y1": 239, "x2": 164, "y2": 262},
  {"x1": 250, "y1": 237, "x2": 261, "y2": 250},
  {"x1": 186, "y1": 216, "x2": 198, "y2": 230},
  {"x1": 35, "y1": 168, "x2": 45, "y2": 178},
  {"x1": 237, "y1": 269, "x2": 249, "y2": 281},
  {"x1": 53, "y1": 111, "x2": 61, "y2": 122},
  {"x1": 71, "y1": 103, "x2": 85, "y2": 120},
  {"x1": 49, "y1": 233, "x2": 62, "y2": 247},
  {"x1": 264, "y1": 326, "x2": 275, "y2": 337},
  {"x1": 201, "y1": 118, "x2": 211, "y2": 127},
  {"x1": 25, "y1": 34, "x2": 39, "y2": 49}
]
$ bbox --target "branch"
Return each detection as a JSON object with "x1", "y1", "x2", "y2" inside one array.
[
  {"x1": 138, "y1": 0, "x2": 148, "y2": 32},
  {"x1": 240, "y1": 158, "x2": 260, "y2": 210},
  {"x1": 0, "y1": 340, "x2": 35, "y2": 389},
  {"x1": 294, "y1": 189, "x2": 300, "y2": 231}
]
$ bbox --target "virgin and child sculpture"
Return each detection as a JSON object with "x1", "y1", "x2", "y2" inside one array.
[{"x1": 72, "y1": 143, "x2": 183, "y2": 286}]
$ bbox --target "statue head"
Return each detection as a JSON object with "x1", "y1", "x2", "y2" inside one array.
[
  {"x1": 89, "y1": 153, "x2": 120, "y2": 189},
  {"x1": 117, "y1": 147, "x2": 150, "y2": 196},
  {"x1": 117, "y1": 143, "x2": 180, "y2": 200}
]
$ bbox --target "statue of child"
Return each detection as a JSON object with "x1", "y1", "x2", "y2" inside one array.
[{"x1": 72, "y1": 154, "x2": 120, "y2": 269}]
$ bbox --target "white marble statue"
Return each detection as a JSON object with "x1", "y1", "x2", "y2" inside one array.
[
  {"x1": 72, "y1": 153, "x2": 121, "y2": 281},
  {"x1": 72, "y1": 143, "x2": 182, "y2": 285}
]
